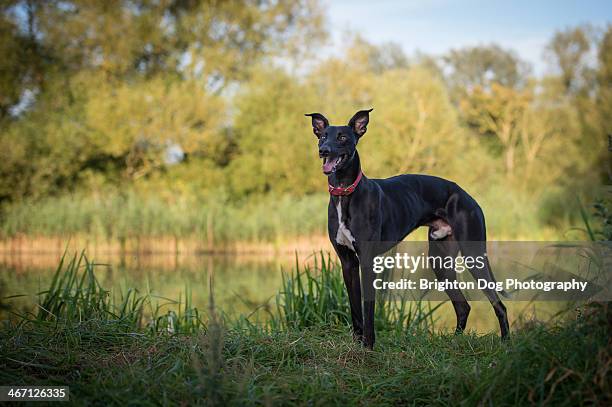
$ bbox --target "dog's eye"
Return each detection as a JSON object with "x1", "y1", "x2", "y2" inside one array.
[{"x1": 338, "y1": 135, "x2": 346, "y2": 142}]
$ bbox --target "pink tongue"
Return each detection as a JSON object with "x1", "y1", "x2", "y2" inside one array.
[{"x1": 323, "y1": 157, "x2": 338, "y2": 173}]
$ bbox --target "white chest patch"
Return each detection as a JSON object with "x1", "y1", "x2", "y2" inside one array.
[{"x1": 335, "y1": 199, "x2": 355, "y2": 251}]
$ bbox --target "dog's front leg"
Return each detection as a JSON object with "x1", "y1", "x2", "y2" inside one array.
[
  {"x1": 336, "y1": 245, "x2": 363, "y2": 341},
  {"x1": 360, "y1": 252, "x2": 377, "y2": 350}
]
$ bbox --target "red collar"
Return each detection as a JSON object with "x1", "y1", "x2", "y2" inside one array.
[{"x1": 328, "y1": 171, "x2": 363, "y2": 196}]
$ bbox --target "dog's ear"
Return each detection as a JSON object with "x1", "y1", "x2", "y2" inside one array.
[
  {"x1": 348, "y1": 108, "x2": 373, "y2": 138},
  {"x1": 304, "y1": 113, "x2": 329, "y2": 138}
]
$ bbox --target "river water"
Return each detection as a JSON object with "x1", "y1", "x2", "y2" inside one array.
[{"x1": 0, "y1": 251, "x2": 566, "y2": 333}]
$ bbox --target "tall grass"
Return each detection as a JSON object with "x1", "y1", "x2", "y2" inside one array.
[
  {"x1": 13, "y1": 250, "x2": 441, "y2": 337},
  {"x1": 0, "y1": 185, "x2": 577, "y2": 245},
  {"x1": 29, "y1": 251, "x2": 206, "y2": 334},
  {"x1": 270, "y1": 252, "x2": 442, "y2": 335},
  {"x1": 0, "y1": 190, "x2": 328, "y2": 243},
  {"x1": 0, "y1": 249, "x2": 610, "y2": 405}
]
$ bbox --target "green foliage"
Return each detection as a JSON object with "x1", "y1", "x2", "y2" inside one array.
[
  {"x1": 228, "y1": 67, "x2": 321, "y2": 196},
  {"x1": 0, "y1": 0, "x2": 324, "y2": 201},
  {"x1": 0, "y1": 8, "x2": 37, "y2": 118},
  {"x1": 578, "y1": 193, "x2": 612, "y2": 241},
  {"x1": 85, "y1": 76, "x2": 227, "y2": 180},
  {"x1": 593, "y1": 198, "x2": 612, "y2": 240},
  {"x1": 365, "y1": 66, "x2": 466, "y2": 177},
  {"x1": 0, "y1": 253, "x2": 610, "y2": 405},
  {"x1": 597, "y1": 25, "x2": 612, "y2": 139},
  {"x1": 19, "y1": 0, "x2": 324, "y2": 81},
  {"x1": 0, "y1": 4, "x2": 609, "y2": 242}
]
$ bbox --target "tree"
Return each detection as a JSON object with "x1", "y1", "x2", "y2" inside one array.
[
  {"x1": 0, "y1": 0, "x2": 326, "y2": 203},
  {"x1": 444, "y1": 44, "x2": 531, "y2": 92},
  {"x1": 0, "y1": 2, "x2": 40, "y2": 119},
  {"x1": 365, "y1": 67, "x2": 466, "y2": 177},
  {"x1": 519, "y1": 77, "x2": 581, "y2": 183},
  {"x1": 345, "y1": 37, "x2": 409, "y2": 74},
  {"x1": 14, "y1": 0, "x2": 324, "y2": 88},
  {"x1": 546, "y1": 25, "x2": 608, "y2": 184},
  {"x1": 597, "y1": 25, "x2": 612, "y2": 138},
  {"x1": 460, "y1": 83, "x2": 532, "y2": 177},
  {"x1": 84, "y1": 76, "x2": 226, "y2": 181},
  {"x1": 546, "y1": 25, "x2": 594, "y2": 93},
  {"x1": 228, "y1": 67, "x2": 320, "y2": 197}
]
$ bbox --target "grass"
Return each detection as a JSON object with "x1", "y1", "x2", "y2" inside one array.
[
  {"x1": 32, "y1": 251, "x2": 206, "y2": 335},
  {"x1": 0, "y1": 190, "x2": 328, "y2": 244},
  {"x1": 269, "y1": 253, "x2": 441, "y2": 334},
  {"x1": 0, "y1": 184, "x2": 575, "y2": 249},
  {"x1": 0, "y1": 251, "x2": 610, "y2": 405},
  {"x1": 2, "y1": 318, "x2": 610, "y2": 406}
]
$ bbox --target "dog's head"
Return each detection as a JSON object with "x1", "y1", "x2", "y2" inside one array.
[{"x1": 305, "y1": 109, "x2": 373, "y2": 175}]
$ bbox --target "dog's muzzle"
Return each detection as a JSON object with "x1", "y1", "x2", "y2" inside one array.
[{"x1": 321, "y1": 154, "x2": 347, "y2": 175}]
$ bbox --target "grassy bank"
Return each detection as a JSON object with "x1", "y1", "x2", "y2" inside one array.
[
  {"x1": 0, "y1": 234, "x2": 334, "y2": 256},
  {"x1": 3, "y1": 316, "x2": 610, "y2": 406},
  {"x1": 0, "y1": 192, "x2": 329, "y2": 247},
  {"x1": 1, "y1": 253, "x2": 610, "y2": 405},
  {"x1": 0, "y1": 186, "x2": 575, "y2": 254}
]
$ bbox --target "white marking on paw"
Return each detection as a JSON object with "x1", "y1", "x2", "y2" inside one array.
[{"x1": 336, "y1": 199, "x2": 355, "y2": 251}]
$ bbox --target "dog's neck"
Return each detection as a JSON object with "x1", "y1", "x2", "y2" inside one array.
[{"x1": 328, "y1": 150, "x2": 362, "y2": 188}]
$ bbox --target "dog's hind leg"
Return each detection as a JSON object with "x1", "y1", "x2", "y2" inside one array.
[
  {"x1": 458, "y1": 239, "x2": 510, "y2": 339},
  {"x1": 335, "y1": 244, "x2": 363, "y2": 341},
  {"x1": 428, "y1": 235, "x2": 470, "y2": 334},
  {"x1": 447, "y1": 196, "x2": 510, "y2": 339}
]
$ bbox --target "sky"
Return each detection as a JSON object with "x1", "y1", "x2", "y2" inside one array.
[{"x1": 323, "y1": 0, "x2": 611, "y2": 75}]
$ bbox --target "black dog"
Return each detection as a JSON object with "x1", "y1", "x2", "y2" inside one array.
[{"x1": 305, "y1": 109, "x2": 509, "y2": 349}]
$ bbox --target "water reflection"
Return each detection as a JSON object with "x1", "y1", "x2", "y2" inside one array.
[
  {"x1": 0, "y1": 251, "x2": 569, "y2": 333},
  {"x1": 0, "y1": 252, "x2": 299, "y2": 320}
]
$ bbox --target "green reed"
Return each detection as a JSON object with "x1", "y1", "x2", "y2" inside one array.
[
  {"x1": 0, "y1": 190, "x2": 328, "y2": 243},
  {"x1": 33, "y1": 251, "x2": 206, "y2": 334},
  {"x1": 9, "y1": 249, "x2": 442, "y2": 337},
  {"x1": 270, "y1": 252, "x2": 443, "y2": 335}
]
